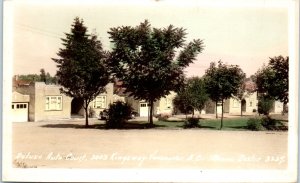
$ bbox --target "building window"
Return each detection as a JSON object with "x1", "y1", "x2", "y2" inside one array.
[
  {"x1": 13, "y1": 103, "x2": 27, "y2": 109},
  {"x1": 45, "y1": 96, "x2": 62, "y2": 111},
  {"x1": 94, "y1": 96, "x2": 106, "y2": 109},
  {"x1": 249, "y1": 101, "x2": 253, "y2": 107}
]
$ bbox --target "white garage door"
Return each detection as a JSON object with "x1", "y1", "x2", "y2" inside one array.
[
  {"x1": 12, "y1": 103, "x2": 28, "y2": 122},
  {"x1": 217, "y1": 103, "x2": 223, "y2": 114},
  {"x1": 139, "y1": 103, "x2": 149, "y2": 117}
]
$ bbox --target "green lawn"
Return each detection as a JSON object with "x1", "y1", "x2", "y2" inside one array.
[
  {"x1": 125, "y1": 115, "x2": 288, "y2": 131},
  {"x1": 124, "y1": 117, "x2": 251, "y2": 130},
  {"x1": 94, "y1": 114, "x2": 288, "y2": 131},
  {"x1": 199, "y1": 117, "x2": 250, "y2": 130}
]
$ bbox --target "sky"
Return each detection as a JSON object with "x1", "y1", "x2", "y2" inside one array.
[{"x1": 8, "y1": 0, "x2": 289, "y2": 78}]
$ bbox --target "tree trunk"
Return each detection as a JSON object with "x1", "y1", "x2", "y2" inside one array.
[
  {"x1": 215, "y1": 101, "x2": 218, "y2": 119},
  {"x1": 84, "y1": 100, "x2": 89, "y2": 127},
  {"x1": 149, "y1": 100, "x2": 154, "y2": 126},
  {"x1": 192, "y1": 109, "x2": 194, "y2": 118},
  {"x1": 220, "y1": 99, "x2": 224, "y2": 130},
  {"x1": 240, "y1": 102, "x2": 243, "y2": 117},
  {"x1": 282, "y1": 102, "x2": 287, "y2": 115}
]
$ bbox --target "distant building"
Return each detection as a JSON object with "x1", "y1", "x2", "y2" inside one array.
[
  {"x1": 73, "y1": 83, "x2": 114, "y2": 117},
  {"x1": 12, "y1": 80, "x2": 114, "y2": 122},
  {"x1": 126, "y1": 91, "x2": 176, "y2": 117},
  {"x1": 14, "y1": 82, "x2": 72, "y2": 121}
]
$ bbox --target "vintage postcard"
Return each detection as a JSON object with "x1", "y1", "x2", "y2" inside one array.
[{"x1": 2, "y1": 0, "x2": 298, "y2": 182}]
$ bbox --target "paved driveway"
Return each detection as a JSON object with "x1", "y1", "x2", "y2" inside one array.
[{"x1": 12, "y1": 119, "x2": 287, "y2": 169}]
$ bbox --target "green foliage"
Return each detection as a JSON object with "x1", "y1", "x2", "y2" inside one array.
[
  {"x1": 259, "y1": 116, "x2": 288, "y2": 130},
  {"x1": 173, "y1": 77, "x2": 208, "y2": 116},
  {"x1": 156, "y1": 114, "x2": 170, "y2": 121},
  {"x1": 246, "y1": 118, "x2": 263, "y2": 131},
  {"x1": 184, "y1": 118, "x2": 200, "y2": 128},
  {"x1": 106, "y1": 101, "x2": 133, "y2": 129},
  {"x1": 203, "y1": 61, "x2": 246, "y2": 102},
  {"x1": 18, "y1": 74, "x2": 40, "y2": 82},
  {"x1": 255, "y1": 56, "x2": 288, "y2": 104},
  {"x1": 17, "y1": 69, "x2": 57, "y2": 84},
  {"x1": 203, "y1": 60, "x2": 245, "y2": 128},
  {"x1": 173, "y1": 94, "x2": 193, "y2": 115},
  {"x1": 247, "y1": 117, "x2": 287, "y2": 131},
  {"x1": 108, "y1": 20, "x2": 204, "y2": 125},
  {"x1": 40, "y1": 69, "x2": 46, "y2": 83},
  {"x1": 257, "y1": 97, "x2": 274, "y2": 115},
  {"x1": 52, "y1": 17, "x2": 110, "y2": 127}
]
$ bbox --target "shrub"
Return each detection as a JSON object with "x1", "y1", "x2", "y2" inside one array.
[
  {"x1": 257, "y1": 116, "x2": 288, "y2": 131},
  {"x1": 157, "y1": 114, "x2": 170, "y2": 121},
  {"x1": 88, "y1": 107, "x2": 95, "y2": 118},
  {"x1": 261, "y1": 116, "x2": 278, "y2": 130},
  {"x1": 258, "y1": 97, "x2": 274, "y2": 115},
  {"x1": 184, "y1": 118, "x2": 200, "y2": 128},
  {"x1": 252, "y1": 109, "x2": 257, "y2": 113},
  {"x1": 105, "y1": 101, "x2": 132, "y2": 129},
  {"x1": 246, "y1": 118, "x2": 263, "y2": 131}
]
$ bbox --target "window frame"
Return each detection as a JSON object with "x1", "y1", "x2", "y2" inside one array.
[
  {"x1": 93, "y1": 96, "x2": 107, "y2": 109},
  {"x1": 45, "y1": 95, "x2": 63, "y2": 111}
]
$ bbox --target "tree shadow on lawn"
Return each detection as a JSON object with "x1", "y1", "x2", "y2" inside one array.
[
  {"x1": 40, "y1": 123, "x2": 105, "y2": 129},
  {"x1": 229, "y1": 114, "x2": 255, "y2": 117},
  {"x1": 183, "y1": 125, "x2": 217, "y2": 129},
  {"x1": 226, "y1": 125, "x2": 248, "y2": 130},
  {"x1": 40, "y1": 122, "x2": 166, "y2": 130}
]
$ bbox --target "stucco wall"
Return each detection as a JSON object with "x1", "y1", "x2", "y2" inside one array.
[
  {"x1": 12, "y1": 91, "x2": 30, "y2": 103},
  {"x1": 227, "y1": 92, "x2": 258, "y2": 114},
  {"x1": 34, "y1": 82, "x2": 72, "y2": 121},
  {"x1": 125, "y1": 97, "x2": 160, "y2": 117},
  {"x1": 273, "y1": 101, "x2": 284, "y2": 113},
  {"x1": 126, "y1": 96, "x2": 140, "y2": 115},
  {"x1": 157, "y1": 91, "x2": 176, "y2": 115},
  {"x1": 89, "y1": 83, "x2": 114, "y2": 117}
]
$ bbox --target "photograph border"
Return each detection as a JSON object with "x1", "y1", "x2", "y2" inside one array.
[{"x1": 2, "y1": 0, "x2": 299, "y2": 182}]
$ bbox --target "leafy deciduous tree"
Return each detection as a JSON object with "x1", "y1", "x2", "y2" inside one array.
[
  {"x1": 52, "y1": 17, "x2": 110, "y2": 127},
  {"x1": 173, "y1": 77, "x2": 208, "y2": 118},
  {"x1": 257, "y1": 96, "x2": 274, "y2": 116},
  {"x1": 203, "y1": 60, "x2": 245, "y2": 129},
  {"x1": 108, "y1": 20, "x2": 204, "y2": 126},
  {"x1": 255, "y1": 56, "x2": 288, "y2": 106}
]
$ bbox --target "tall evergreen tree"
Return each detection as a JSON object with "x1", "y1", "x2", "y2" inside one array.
[
  {"x1": 52, "y1": 17, "x2": 110, "y2": 127},
  {"x1": 40, "y1": 68, "x2": 46, "y2": 83},
  {"x1": 108, "y1": 20, "x2": 204, "y2": 126}
]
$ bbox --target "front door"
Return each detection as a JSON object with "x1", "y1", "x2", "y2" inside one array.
[{"x1": 139, "y1": 102, "x2": 149, "y2": 117}]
